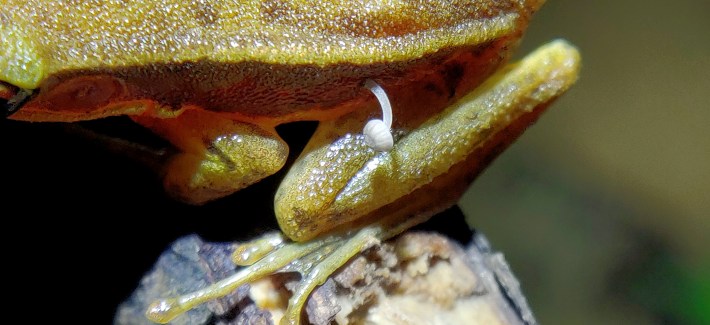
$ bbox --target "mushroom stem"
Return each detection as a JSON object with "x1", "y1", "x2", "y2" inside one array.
[{"x1": 364, "y1": 79, "x2": 392, "y2": 128}]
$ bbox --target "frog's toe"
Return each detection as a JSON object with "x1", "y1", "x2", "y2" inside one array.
[
  {"x1": 132, "y1": 109, "x2": 288, "y2": 204},
  {"x1": 232, "y1": 231, "x2": 285, "y2": 266}
]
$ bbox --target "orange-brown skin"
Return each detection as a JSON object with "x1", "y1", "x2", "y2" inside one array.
[{"x1": 2, "y1": 1, "x2": 538, "y2": 121}]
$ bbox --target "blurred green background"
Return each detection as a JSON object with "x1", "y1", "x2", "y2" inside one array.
[{"x1": 460, "y1": 0, "x2": 709, "y2": 324}]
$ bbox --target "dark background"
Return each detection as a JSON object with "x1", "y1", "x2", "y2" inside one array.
[{"x1": 0, "y1": 119, "x2": 316, "y2": 323}]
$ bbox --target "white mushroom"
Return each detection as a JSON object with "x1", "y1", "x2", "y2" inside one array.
[{"x1": 363, "y1": 79, "x2": 394, "y2": 151}]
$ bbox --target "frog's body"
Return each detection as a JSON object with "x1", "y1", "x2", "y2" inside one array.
[
  {"x1": 2, "y1": 0, "x2": 524, "y2": 120},
  {"x1": 4, "y1": 0, "x2": 535, "y2": 208},
  {"x1": 1, "y1": 1, "x2": 580, "y2": 324}
]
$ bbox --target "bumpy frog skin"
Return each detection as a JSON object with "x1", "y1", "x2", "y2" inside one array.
[{"x1": 1, "y1": 0, "x2": 580, "y2": 324}]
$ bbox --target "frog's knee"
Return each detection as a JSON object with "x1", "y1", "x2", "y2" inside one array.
[{"x1": 133, "y1": 110, "x2": 288, "y2": 204}]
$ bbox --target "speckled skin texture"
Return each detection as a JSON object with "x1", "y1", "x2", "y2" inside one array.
[
  {"x1": 2, "y1": 0, "x2": 537, "y2": 85},
  {"x1": 2, "y1": 0, "x2": 540, "y2": 119}
]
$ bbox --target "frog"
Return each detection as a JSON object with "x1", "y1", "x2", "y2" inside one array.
[{"x1": 0, "y1": 0, "x2": 580, "y2": 324}]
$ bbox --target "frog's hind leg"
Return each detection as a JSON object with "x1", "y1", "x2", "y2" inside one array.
[{"x1": 132, "y1": 109, "x2": 288, "y2": 204}]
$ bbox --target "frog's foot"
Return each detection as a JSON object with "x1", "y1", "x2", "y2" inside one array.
[
  {"x1": 132, "y1": 110, "x2": 288, "y2": 204},
  {"x1": 146, "y1": 225, "x2": 387, "y2": 324}
]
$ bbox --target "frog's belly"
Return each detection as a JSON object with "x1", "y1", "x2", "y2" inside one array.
[{"x1": 14, "y1": 39, "x2": 514, "y2": 123}]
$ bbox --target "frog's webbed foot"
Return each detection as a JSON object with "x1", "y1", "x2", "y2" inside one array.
[
  {"x1": 132, "y1": 110, "x2": 288, "y2": 204},
  {"x1": 146, "y1": 225, "x2": 384, "y2": 324}
]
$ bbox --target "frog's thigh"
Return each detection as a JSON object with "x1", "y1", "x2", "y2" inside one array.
[
  {"x1": 132, "y1": 110, "x2": 287, "y2": 204},
  {"x1": 276, "y1": 40, "x2": 581, "y2": 241}
]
